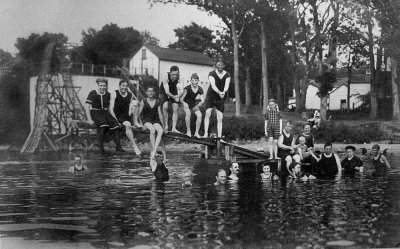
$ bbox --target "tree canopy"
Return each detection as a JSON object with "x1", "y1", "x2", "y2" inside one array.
[{"x1": 81, "y1": 23, "x2": 143, "y2": 66}]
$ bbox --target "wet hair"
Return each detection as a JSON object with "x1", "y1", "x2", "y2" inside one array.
[
  {"x1": 345, "y1": 145, "x2": 356, "y2": 151},
  {"x1": 170, "y1": 65, "x2": 179, "y2": 72},
  {"x1": 216, "y1": 169, "x2": 226, "y2": 177},
  {"x1": 298, "y1": 135, "x2": 306, "y2": 141},
  {"x1": 191, "y1": 73, "x2": 199, "y2": 79},
  {"x1": 146, "y1": 86, "x2": 155, "y2": 91},
  {"x1": 303, "y1": 122, "x2": 311, "y2": 128},
  {"x1": 324, "y1": 142, "x2": 332, "y2": 148},
  {"x1": 119, "y1": 79, "x2": 129, "y2": 86},
  {"x1": 96, "y1": 78, "x2": 108, "y2": 84}
]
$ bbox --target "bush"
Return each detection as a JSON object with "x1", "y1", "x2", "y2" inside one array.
[{"x1": 314, "y1": 121, "x2": 383, "y2": 143}]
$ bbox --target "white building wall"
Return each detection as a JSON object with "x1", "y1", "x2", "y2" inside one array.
[
  {"x1": 29, "y1": 75, "x2": 126, "y2": 129},
  {"x1": 129, "y1": 46, "x2": 159, "y2": 79},
  {"x1": 159, "y1": 61, "x2": 213, "y2": 93},
  {"x1": 305, "y1": 85, "x2": 321, "y2": 110},
  {"x1": 329, "y1": 85, "x2": 347, "y2": 110}
]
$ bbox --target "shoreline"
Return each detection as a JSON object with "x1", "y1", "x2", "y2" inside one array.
[{"x1": 1, "y1": 138, "x2": 399, "y2": 155}]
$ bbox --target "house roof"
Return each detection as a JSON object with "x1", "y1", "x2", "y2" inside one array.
[{"x1": 145, "y1": 44, "x2": 214, "y2": 66}]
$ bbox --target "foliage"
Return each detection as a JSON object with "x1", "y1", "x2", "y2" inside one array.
[
  {"x1": 169, "y1": 22, "x2": 217, "y2": 56},
  {"x1": 14, "y1": 32, "x2": 68, "y2": 73},
  {"x1": 140, "y1": 30, "x2": 160, "y2": 46},
  {"x1": 81, "y1": 23, "x2": 143, "y2": 66},
  {"x1": 315, "y1": 69, "x2": 336, "y2": 97},
  {"x1": 0, "y1": 49, "x2": 13, "y2": 67},
  {"x1": 314, "y1": 120, "x2": 383, "y2": 144}
]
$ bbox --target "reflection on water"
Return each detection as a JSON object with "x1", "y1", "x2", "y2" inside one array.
[{"x1": 0, "y1": 151, "x2": 400, "y2": 248}]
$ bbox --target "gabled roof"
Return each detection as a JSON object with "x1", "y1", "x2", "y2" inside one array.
[{"x1": 144, "y1": 44, "x2": 214, "y2": 66}]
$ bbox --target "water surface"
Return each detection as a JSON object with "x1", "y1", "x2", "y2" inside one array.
[{"x1": 0, "y1": 150, "x2": 399, "y2": 248}]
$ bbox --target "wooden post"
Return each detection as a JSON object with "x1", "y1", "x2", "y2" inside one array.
[
  {"x1": 216, "y1": 140, "x2": 222, "y2": 158},
  {"x1": 204, "y1": 146, "x2": 210, "y2": 159},
  {"x1": 225, "y1": 145, "x2": 234, "y2": 161}
]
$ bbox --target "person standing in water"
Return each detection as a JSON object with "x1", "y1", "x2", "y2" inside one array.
[
  {"x1": 68, "y1": 155, "x2": 87, "y2": 173},
  {"x1": 203, "y1": 60, "x2": 231, "y2": 138},
  {"x1": 371, "y1": 144, "x2": 390, "y2": 175}
]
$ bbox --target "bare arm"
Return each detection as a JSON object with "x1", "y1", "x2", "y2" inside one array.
[
  {"x1": 309, "y1": 150, "x2": 321, "y2": 161},
  {"x1": 223, "y1": 77, "x2": 231, "y2": 94},
  {"x1": 278, "y1": 134, "x2": 293, "y2": 150},
  {"x1": 334, "y1": 153, "x2": 342, "y2": 174},
  {"x1": 180, "y1": 88, "x2": 188, "y2": 107},
  {"x1": 108, "y1": 91, "x2": 119, "y2": 122},
  {"x1": 381, "y1": 155, "x2": 391, "y2": 170},
  {"x1": 85, "y1": 103, "x2": 93, "y2": 124},
  {"x1": 158, "y1": 105, "x2": 164, "y2": 128},
  {"x1": 208, "y1": 76, "x2": 221, "y2": 94}
]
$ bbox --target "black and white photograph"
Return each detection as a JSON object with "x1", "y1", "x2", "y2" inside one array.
[{"x1": 1, "y1": 0, "x2": 400, "y2": 248}]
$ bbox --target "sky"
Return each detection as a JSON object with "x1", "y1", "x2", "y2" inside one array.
[{"x1": 0, "y1": 0, "x2": 223, "y2": 55}]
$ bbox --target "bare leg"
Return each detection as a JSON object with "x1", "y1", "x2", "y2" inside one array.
[
  {"x1": 203, "y1": 108, "x2": 212, "y2": 138},
  {"x1": 131, "y1": 100, "x2": 142, "y2": 128},
  {"x1": 194, "y1": 110, "x2": 202, "y2": 138},
  {"x1": 268, "y1": 137, "x2": 274, "y2": 159},
  {"x1": 153, "y1": 123, "x2": 164, "y2": 156},
  {"x1": 160, "y1": 140, "x2": 167, "y2": 164},
  {"x1": 144, "y1": 122, "x2": 156, "y2": 158},
  {"x1": 171, "y1": 103, "x2": 180, "y2": 133},
  {"x1": 274, "y1": 140, "x2": 280, "y2": 159},
  {"x1": 123, "y1": 122, "x2": 141, "y2": 155},
  {"x1": 216, "y1": 110, "x2": 223, "y2": 138},
  {"x1": 162, "y1": 102, "x2": 169, "y2": 132},
  {"x1": 184, "y1": 105, "x2": 191, "y2": 137}
]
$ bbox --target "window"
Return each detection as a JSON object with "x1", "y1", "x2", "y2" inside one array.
[
  {"x1": 340, "y1": 99, "x2": 347, "y2": 110},
  {"x1": 142, "y1": 49, "x2": 146, "y2": 60}
]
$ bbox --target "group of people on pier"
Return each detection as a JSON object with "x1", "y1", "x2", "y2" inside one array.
[{"x1": 85, "y1": 60, "x2": 230, "y2": 167}]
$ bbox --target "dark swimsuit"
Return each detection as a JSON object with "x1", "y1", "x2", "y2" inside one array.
[
  {"x1": 142, "y1": 98, "x2": 161, "y2": 125},
  {"x1": 372, "y1": 154, "x2": 388, "y2": 175},
  {"x1": 113, "y1": 90, "x2": 132, "y2": 123},
  {"x1": 73, "y1": 165, "x2": 86, "y2": 173},
  {"x1": 318, "y1": 153, "x2": 338, "y2": 177}
]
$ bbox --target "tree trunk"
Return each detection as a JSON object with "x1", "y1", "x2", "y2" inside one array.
[
  {"x1": 276, "y1": 75, "x2": 283, "y2": 109},
  {"x1": 391, "y1": 56, "x2": 400, "y2": 120},
  {"x1": 232, "y1": 16, "x2": 241, "y2": 117},
  {"x1": 320, "y1": 96, "x2": 328, "y2": 121},
  {"x1": 260, "y1": 21, "x2": 269, "y2": 114},
  {"x1": 244, "y1": 65, "x2": 251, "y2": 113},
  {"x1": 347, "y1": 65, "x2": 352, "y2": 112},
  {"x1": 367, "y1": 11, "x2": 377, "y2": 119}
]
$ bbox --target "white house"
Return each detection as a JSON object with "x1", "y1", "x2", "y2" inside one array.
[
  {"x1": 129, "y1": 44, "x2": 214, "y2": 91},
  {"x1": 289, "y1": 74, "x2": 370, "y2": 110}
]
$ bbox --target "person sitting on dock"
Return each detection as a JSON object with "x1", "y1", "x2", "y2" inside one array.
[
  {"x1": 85, "y1": 78, "x2": 124, "y2": 154},
  {"x1": 181, "y1": 73, "x2": 204, "y2": 138},
  {"x1": 159, "y1": 65, "x2": 183, "y2": 133},
  {"x1": 68, "y1": 155, "x2": 87, "y2": 173},
  {"x1": 295, "y1": 123, "x2": 314, "y2": 151},
  {"x1": 371, "y1": 144, "x2": 391, "y2": 175},
  {"x1": 264, "y1": 98, "x2": 282, "y2": 159},
  {"x1": 214, "y1": 169, "x2": 227, "y2": 186},
  {"x1": 341, "y1": 145, "x2": 363, "y2": 175},
  {"x1": 228, "y1": 162, "x2": 240, "y2": 181},
  {"x1": 310, "y1": 142, "x2": 342, "y2": 178},
  {"x1": 139, "y1": 86, "x2": 166, "y2": 162},
  {"x1": 260, "y1": 164, "x2": 279, "y2": 180},
  {"x1": 109, "y1": 79, "x2": 141, "y2": 156},
  {"x1": 203, "y1": 59, "x2": 231, "y2": 138},
  {"x1": 278, "y1": 120, "x2": 300, "y2": 175}
]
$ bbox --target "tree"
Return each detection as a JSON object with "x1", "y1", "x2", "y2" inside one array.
[
  {"x1": 371, "y1": 0, "x2": 400, "y2": 120},
  {"x1": 0, "y1": 49, "x2": 13, "y2": 68},
  {"x1": 141, "y1": 30, "x2": 160, "y2": 46},
  {"x1": 337, "y1": 25, "x2": 368, "y2": 111},
  {"x1": 15, "y1": 32, "x2": 68, "y2": 73},
  {"x1": 151, "y1": 0, "x2": 253, "y2": 117},
  {"x1": 169, "y1": 22, "x2": 217, "y2": 55},
  {"x1": 81, "y1": 23, "x2": 143, "y2": 66}
]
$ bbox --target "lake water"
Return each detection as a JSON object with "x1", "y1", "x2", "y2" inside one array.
[{"x1": 0, "y1": 150, "x2": 399, "y2": 249}]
